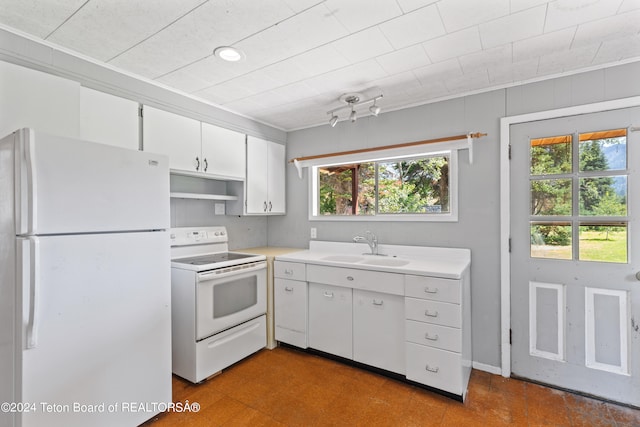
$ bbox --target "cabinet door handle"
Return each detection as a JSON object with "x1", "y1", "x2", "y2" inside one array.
[
  {"x1": 268, "y1": 201, "x2": 272, "y2": 212},
  {"x1": 372, "y1": 299, "x2": 384, "y2": 306},
  {"x1": 424, "y1": 333, "x2": 439, "y2": 341},
  {"x1": 424, "y1": 287, "x2": 438, "y2": 294},
  {"x1": 346, "y1": 276, "x2": 354, "y2": 281},
  {"x1": 284, "y1": 269, "x2": 294, "y2": 276},
  {"x1": 195, "y1": 156, "x2": 200, "y2": 171},
  {"x1": 425, "y1": 365, "x2": 439, "y2": 373},
  {"x1": 263, "y1": 201, "x2": 267, "y2": 212},
  {"x1": 284, "y1": 286, "x2": 293, "y2": 292},
  {"x1": 203, "y1": 158, "x2": 208, "y2": 172},
  {"x1": 323, "y1": 291, "x2": 334, "y2": 298},
  {"x1": 424, "y1": 310, "x2": 439, "y2": 318}
]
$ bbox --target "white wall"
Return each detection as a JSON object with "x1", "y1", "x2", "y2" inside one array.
[{"x1": 268, "y1": 61, "x2": 640, "y2": 369}]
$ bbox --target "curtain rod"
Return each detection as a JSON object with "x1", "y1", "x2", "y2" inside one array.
[{"x1": 289, "y1": 132, "x2": 487, "y2": 164}]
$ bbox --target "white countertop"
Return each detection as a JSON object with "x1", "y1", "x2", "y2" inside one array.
[{"x1": 275, "y1": 241, "x2": 470, "y2": 279}]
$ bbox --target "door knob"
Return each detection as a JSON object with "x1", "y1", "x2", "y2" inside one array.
[{"x1": 636, "y1": 271, "x2": 640, "y2": 281}]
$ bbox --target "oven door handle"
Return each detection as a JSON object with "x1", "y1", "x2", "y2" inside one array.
[{"x1": 197, "y1": 261, "x2": 266, "y2": 282}]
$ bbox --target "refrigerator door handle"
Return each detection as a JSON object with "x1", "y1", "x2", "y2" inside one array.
[
  {"x1": 16, "y1": 129, "x2": 36, "y2": 234},
  {"x1": 24, "y1": 237, "x2": 40, "y2": 349}
]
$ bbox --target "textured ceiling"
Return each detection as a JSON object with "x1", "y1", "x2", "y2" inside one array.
[{"x1": 1, "y1": 0, "x2": 639, "y2": 131}]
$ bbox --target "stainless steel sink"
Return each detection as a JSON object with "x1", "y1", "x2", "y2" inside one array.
[{"x1": 361, "y1": 257, "x2": 410, "y2": 267}]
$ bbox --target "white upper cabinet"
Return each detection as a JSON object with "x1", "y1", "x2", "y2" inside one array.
[
  {"x1": 143, "y1": 106, "x2": 246, "y2": 180},
  {"x1": 142, "y1": 106, "x2": 201, "y2": 172},
  {"x1": 245, "y1": 136, "x2": 285, "y2": 214},
  {"x1": 80, "y1": 87, "x2": 139, "y2": 150},
  {"x1": 201, "y1": 122, "x2": 245, "y2": 180},
  {"x1": 0, "y1": 60, "x2": 80, "y2": 139}
]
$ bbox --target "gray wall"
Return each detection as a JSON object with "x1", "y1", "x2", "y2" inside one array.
[{"x1": 268, "y1": 61, "x2": 640, "y2": 369}]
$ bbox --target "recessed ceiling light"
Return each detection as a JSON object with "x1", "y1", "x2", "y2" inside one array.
[{"x1": 213, "y1": 46, "x2": 245, "y2": 62}]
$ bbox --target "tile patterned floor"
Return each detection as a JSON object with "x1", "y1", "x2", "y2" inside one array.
[{"x1": 142, "y1": 346, "x2": 640, "y2": 426}]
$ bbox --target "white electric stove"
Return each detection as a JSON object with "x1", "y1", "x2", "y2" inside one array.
[{"x1": 170, "y1": 226, "x2": 267, "y2": 383}]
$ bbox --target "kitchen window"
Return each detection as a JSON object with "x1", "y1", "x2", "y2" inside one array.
[{"x1": 310, "y1": 151, "x2": 458, "y2": 222}]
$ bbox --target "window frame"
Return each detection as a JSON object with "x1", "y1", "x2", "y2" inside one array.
[{"x1": 309, "y1": 150, "x2": 458, "y2": 222}]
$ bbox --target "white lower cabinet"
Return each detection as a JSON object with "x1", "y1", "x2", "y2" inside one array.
[
  {"x1": 404, "y1": 273, "x2": 471, "y2": 400},
  {"x1": 353, "y1": 289, "x2": 405, "y2": 374},
  {"x1": 274, "y1": 278, "x2": 308, "y2": 348},
  {"x1": 308, "y1": 282, "x2": 352, "y2": 359},
  {"x1": 406, "y1": 343, "x2": 462, "y2": 395},
  {"x1": 273, "y1": 257, "x2": 471, "y2": 401},
  {"x1": 274, "y1": 261, "x2": 307, "y2": 348}
]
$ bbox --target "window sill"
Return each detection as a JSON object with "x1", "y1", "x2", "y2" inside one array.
[{"x1": 309, "y1": 213, "x2": 458, "y2": 222}]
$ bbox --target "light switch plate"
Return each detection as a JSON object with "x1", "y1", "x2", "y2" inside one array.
[{"x1": 214, "y1": 203, "x2": 226, "y2": 215}]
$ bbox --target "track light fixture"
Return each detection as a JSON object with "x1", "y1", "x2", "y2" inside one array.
[
  {"x1": 369, "y1": 100, "x2": 381, "y2": 116},
  {"x1": 326, "y1": 92, "x2": 383, "y2": 127}
]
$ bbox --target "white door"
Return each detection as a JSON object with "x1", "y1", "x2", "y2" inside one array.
[
  {"x1": 142, "y1": 105, "x2": 201, "y2": 172},
  {"x1": 17, "y1": 231, "x2": 171, "y2": 427},
  {"x1": 246, "y1": 136, "x2": 269, "y2": 213},
  {"x1": 19, "y1": 129, "x2": 169, "y2": 234},
  {"x1": 80, "y1": 87, "x2": 139, "y2": 150},
  {"x1": 201, "y1": 122, "x2": 245, "y2": 179},
  {"x1": 353, "y1": 289, "x2": 405, "y2": 374},
  {"x1": 267, "y1": 141, "x2": 286, "y2": 214},
  {"x1": 308, "y1": 282, "x2": 352, "y2": 359},
  {"x1": 509, "y1": 107, "x2": 640, "y2": 406}
]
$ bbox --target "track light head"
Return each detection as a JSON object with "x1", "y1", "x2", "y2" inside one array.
[{"x1": 326, "y1": 92, "x2": 382, "y2": 127}]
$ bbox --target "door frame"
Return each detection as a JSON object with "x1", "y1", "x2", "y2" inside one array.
[{"x1": 499, "y1": 95, "x2": 640, "y2": 377}]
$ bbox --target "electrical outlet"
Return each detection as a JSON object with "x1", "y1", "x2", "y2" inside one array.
[{"x1": 310, "y1": 227, "x2": 317, "y2": 239}]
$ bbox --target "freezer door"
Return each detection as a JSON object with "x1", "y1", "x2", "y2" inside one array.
[
  {"x1": 15, "y1": 128, "x2": 169, "y2": 235},
  {"x1": 15, "y1": 231, "x2": 171, "y2": 427}
]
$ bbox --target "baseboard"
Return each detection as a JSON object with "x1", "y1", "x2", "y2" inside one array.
[{"x1": 472, "y1": 361, "x2": 502, "y2": 375}]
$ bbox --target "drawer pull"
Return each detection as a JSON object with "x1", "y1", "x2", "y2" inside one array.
[
  {"x1": 323, "y1": 291, "x2": 334, "y2": 298},
  {"x1": 372, "y1": 299, "x2": 384, "y2": 306},
  {"x1": 284, "y1": 269, "x2": 294, "y2": 276},
  {"x1": 424, "y1": 333, "x2": 439, "y2": 341},
  {"x1": 284, "y1": 286, "x2": 293, "y2": 292},
  {"x1": 425, "y1": 365, "x2": 439, "y2": 373},
  {"x1": 346, "y1": 276, "x2": 354, "y2": 281},
  {"x1": 424, "y1": 310, "x2": 439, "y2": 318},
  {"x1": 424, "y1": 287, "x2": 439, "y2": 294}
]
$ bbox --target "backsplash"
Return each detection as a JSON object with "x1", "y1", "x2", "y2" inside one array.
[{"x1": 170, "y1": 198, "x2": 267, "y2": 249}]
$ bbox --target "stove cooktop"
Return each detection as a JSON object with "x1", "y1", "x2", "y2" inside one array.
[{"x1": 174, "y1": 252, "x2": 258, "y2": 266}]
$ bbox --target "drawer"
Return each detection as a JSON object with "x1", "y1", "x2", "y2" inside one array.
[
  {"x1": 274, "y1": 261, "x2": 306, "y2": 281},
  {"x1": 307, "y1": 264, "x2": 404, "y2": 296},
  {"x1": 405, "y1": 320, "x2": 461, "y2": 353},
  {"x1": 405, "y1": 275, "x2": 460, "y2": 304},
  {"x1": 406, "y1": 342, "x2": 462, "y2": 396},
  {"x1": 405, "y1": 297, "x2": 461, "y2": 328}
]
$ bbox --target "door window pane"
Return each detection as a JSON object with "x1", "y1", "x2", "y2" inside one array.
[
  {"x1": 530, "y1": 179, "x2": 572, "y2": 215},
  {"x1": 530, "y1": 223, "x2": 572, "y2": 260},
  {"x1": 579, "y1": 176, "x2": 627, "y2": 216},
  {"x1": 579, "y1": 223, "x2": 627, "y2": 263},
  {"x1": 530, "y1": 135, "x2": 572, "y2": 175},
  {"x1": 579, "y1": 129, "x2": 626, "y2": 172}
]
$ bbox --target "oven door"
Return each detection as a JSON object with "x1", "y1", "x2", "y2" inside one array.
[{"x1": 196, "y1": 261, "x2": 267, "y2": 340}]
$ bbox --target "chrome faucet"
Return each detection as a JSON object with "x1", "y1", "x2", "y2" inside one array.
[{"x1": 353, "y1": 231, "x2": 380, "y2": 255}]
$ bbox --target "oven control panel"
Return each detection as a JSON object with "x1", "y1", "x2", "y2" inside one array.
[{"x1": 170, "y1": 226, "x2": 228, "y2": 246}]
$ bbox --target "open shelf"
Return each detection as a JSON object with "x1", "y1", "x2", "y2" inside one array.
[{"x1": 169, "y1": 192, "x2": 238, "y2": 201}]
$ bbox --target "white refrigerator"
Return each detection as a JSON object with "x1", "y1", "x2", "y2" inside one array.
[{"x1": 0, "y1": 129, "x2": 172, "y2": 427}]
